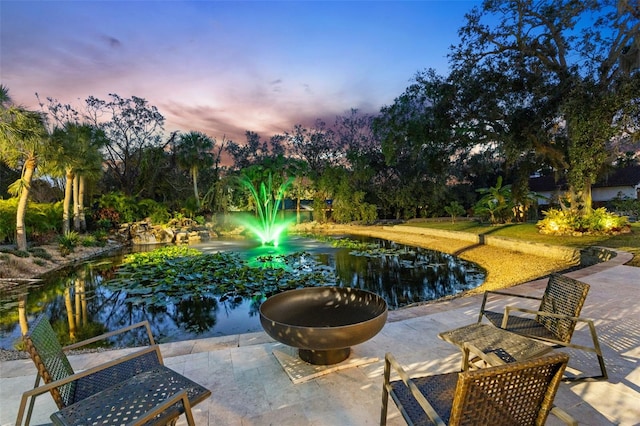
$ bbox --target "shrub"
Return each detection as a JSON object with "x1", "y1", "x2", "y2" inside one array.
[
  {"x1": 0, "y1": 199, "x2": 62, "y2": 243},
  {"x1": 0, "y1": 248, "x2": 30, "y2": 258},
  {"x1": 58, "y1": 231, "x2": 80, "y2": 256},
  {"x1": 97, "y1": 193, "x2": 138, "y2": 223},
  {"x1": 92, "y1": 229, "x2": 109, "y2": 242},
  {"x1": 444, "y1": 201, "x2": 466, "y2": 223},
  {"x1": 537, "y1": 208, "x2": 629, "y2": 235},
  {"x1": 608, "y1": 195, "x2": 640, "y2": 218},
  {"x1": 332, "y1": 191, "x2": 378, "y2": 224},
  {"x1": 29, "y1": 247, "x2": 52, "y2": 260},
  {"x1": 138, "y1": 198, "x2": 170, "y2": 224},
  {"x1": 0, "y1": 199, "x2": 17, "y2": 243}
]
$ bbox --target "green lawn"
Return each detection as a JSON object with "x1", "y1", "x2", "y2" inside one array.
[{"x1": 406, "y1": 220, "x2": 640, "y2": 267}]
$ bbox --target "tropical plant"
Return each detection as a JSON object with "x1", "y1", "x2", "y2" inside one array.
[
  {"x1": 0, "y1": 85, "x2": 49, "y2": 250},
  {"x1": 537, "y1": 207, "x2": 629, "y2": 235},
  {"x1": 444, "y1": 201, "x2": 466, "y2": 223},
  {"x1": 48, "y1": 123, "x2": 105, "y2": 232},
  {"x1": 474, "y1": 177, "x2": 514, "y2": 224},
  {"x1": 39, "y1": 97, "x2": 107, "y2": 232},
  {"x1": 58, "y1": 231, "x2": 80, "y2": 256},
  {"x1": 175, "y1": 131, "x2": 215, "y2": 209}
]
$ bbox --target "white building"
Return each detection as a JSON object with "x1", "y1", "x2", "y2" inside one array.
[{"x1": 530, "y1": 165, "x2": 640, "y2": 206}]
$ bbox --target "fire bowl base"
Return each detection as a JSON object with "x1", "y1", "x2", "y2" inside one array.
[
  {"x1": 272, "y1": 346, "x2": 378, "y2": 384},
  {"x1": 299, "y1": 348, "x2": 351, "y2": 365}
]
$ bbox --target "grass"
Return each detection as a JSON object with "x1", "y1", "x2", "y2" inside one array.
[{"x1": 407, "y1": 220, "x2": 640, "y2": 267}]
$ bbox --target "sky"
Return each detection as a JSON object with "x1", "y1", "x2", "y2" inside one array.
[{"x1": 1, "y1": 0, "x2": 481, "y2": 144}]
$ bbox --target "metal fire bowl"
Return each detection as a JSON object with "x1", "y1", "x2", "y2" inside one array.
[{"x1": 259, "y1": 287, "x2": 388, "y2": 365}]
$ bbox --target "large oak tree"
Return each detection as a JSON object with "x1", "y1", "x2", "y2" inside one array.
[{"x1": 450, "y1": 0, "x2": 640, "y2": 213}]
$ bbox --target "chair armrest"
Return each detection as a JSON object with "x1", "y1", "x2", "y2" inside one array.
[
  {"x1": 462, "y1": 342, "x2": 506, "y2": 369},
  {"x1": 16, "y1": 346, "x2": 162, "y2": 426},
  {"x1": 383, "y1": 353, "x2": 446, "y2": 426},
  {"x1": 484, "y1": 290, "x2": 543, "y2": 301},
  {"x1": 63, "y1": 320, "x2": 155, "y2": 351},
  {"x1": 127, "y1": 389, "x2": 195, "y2": 426}
]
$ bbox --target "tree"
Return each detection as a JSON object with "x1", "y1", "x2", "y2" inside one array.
[
  {"x1": 0, "y1": 85, "x2": 48, "y2": 250},
  {"x1": 335, "y1": 109, "x2": 383, "y2": 198},
  {"x1": 199, "y1": 137, "x2": 227, "y2": 214},
  {"x1": 373, "y1": 69, "x2": 458, "y2": 218},
  {"x1": 450, "y1": 0, "x2": 640, "y2": 214},
  {"x1": 84, "y1": 94, "x2": 164, "y2": 195},
  {"x1": 287, "y1": 120, "x2": 343, "y2": 175},
  {"x1": 225, "y1": 131, "x2": 285, "y2": 171},
  {"x1": 175, "y1": 131, "x2": 215, "y2": 209},
  {"x1": 49, "y1": 122, "x2": 106, "y2": 233},
  {"x1": 39, "y1": 97, "x2": 107, "y2": 232}
]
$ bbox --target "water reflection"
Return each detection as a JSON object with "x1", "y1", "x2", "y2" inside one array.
[{"x1": 0, "y1": 236, "x2": 485, "y2": 350}]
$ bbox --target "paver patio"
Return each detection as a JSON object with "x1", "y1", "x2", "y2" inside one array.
[{"x1": 1, "y1": 252, "x2": 638, "y2": 425}]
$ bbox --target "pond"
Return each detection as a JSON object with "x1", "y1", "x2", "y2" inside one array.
[{"x1": 0, "y1": 235, "x2": 485, "y2": 350}]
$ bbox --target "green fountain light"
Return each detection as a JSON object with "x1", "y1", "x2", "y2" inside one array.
[{"x1": 239, "y1": 173, "x2": 295, "y2": 247}]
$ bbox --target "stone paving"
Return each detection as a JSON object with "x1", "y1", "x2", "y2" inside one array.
[{"x1": 1, "y1": 252, "x2": 638, "y2": 425}]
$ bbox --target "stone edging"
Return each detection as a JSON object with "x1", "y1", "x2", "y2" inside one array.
[{"x1": 385, "y1": 225, "x2": 616, "y2": 266}]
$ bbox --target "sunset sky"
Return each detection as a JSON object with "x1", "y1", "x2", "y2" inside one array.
[{"x1": 1, "y1": 1, "x2": 480, "y2": 143}]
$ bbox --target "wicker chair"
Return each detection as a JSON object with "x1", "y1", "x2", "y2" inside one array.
[
  {"x1": 478, "y1": 273, "x2": 607, "y2": 381},
  {"x1": 381, "y1": 343, "x2": 576, "y2": 426},
  {"x1": 15, "y1": 314, "x2": 211, "y2": 426}
]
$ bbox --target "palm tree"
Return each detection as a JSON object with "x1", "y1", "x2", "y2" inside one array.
[
  {"x1": 0, "y1": 85, "x2": 48, "y2": 250},
  {"x1": 49, "y1": 122, "x2": 106, "y2": 233},
  {"x1": 50, "y1": 125, "x2": 80, "y2": 234},
  {"x1": 75, "y1": 135, "x2": 105, "y2": 231},
  {"x1": 175, "y1": 131, "x2": 215, "y2": 209}
]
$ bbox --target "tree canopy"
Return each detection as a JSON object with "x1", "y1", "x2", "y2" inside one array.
[{"x1": 449, "y1": 0, "x2": 640, "y2": 212}]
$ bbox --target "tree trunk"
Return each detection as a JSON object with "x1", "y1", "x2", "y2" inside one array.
[
  {"x1": 63, "y1": 169, "x2": 74, "y2": 234},
  {"x1": 192, "y1": 167, "x2": 200, "y2": 208},
  {"x1": 15, "y1": 157, "x2": 36, "y2": 251},
  {"x1": 73, "y1": 176, "x2": 81, "y2": 231},
  {"x1": 78, "y1": 175, "x2": 86, "y2": 231},
  {"x1": 583, "y1": 181, "x2": 593, "y2": 214}
]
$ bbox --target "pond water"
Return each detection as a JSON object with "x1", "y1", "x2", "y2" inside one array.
[{"x1": 0, "y1": 235, "x2": 485, "y2": 350}]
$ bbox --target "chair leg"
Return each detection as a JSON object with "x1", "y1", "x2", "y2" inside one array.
[
  {"x1": 563, "y1": 321, "x2": 608, "y2": 382},
  {"x1": 25, "y1": 374, "x2": 42, "y2": 426},
  {"x1": 588, "y1": 322, "x2": 608, "y2": 380},
  {"x1": 550, "y1": 406, "x2": 578, "y2": 426},
  {"x1": 380, "y1": 357, "x2": 391, "y2": 426},
  {"x1": 477, "y1": 292, "x2": 489, "y2": 323}
]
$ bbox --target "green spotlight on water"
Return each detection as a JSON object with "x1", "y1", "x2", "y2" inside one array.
[{"x1": 238, "y1": 172, "x2": 295, "y2": 247}]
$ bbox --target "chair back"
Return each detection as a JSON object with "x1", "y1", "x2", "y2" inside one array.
[
  {"x1": 537, "y1": 274, "x2": 590, "y2": 342},
  {"x1": 23, "y1": 315, "x2": 76, "y2": 409},
  {"x1": 450, "y1": 352, "x2": 569, "y2": 426}
]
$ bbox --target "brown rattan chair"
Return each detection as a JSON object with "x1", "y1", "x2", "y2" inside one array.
[
  {"x1": 15, "y1": 314, "x2": 211, "y2": 426},
  {"x1": 478, "y1": 273, "x2": 607, "y2": 381},
  {"x1": 381, "y1": 343, "x2": 577, "y2": 426}
]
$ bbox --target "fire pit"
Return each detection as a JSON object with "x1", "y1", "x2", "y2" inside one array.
[{"x1": 259, "y1": 287, "x2": 388, "y2": 365}]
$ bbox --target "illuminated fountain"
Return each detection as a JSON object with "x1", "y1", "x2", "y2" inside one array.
[{"x1": 238, "y1": 173, "x2": 294, "y2": 247}]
